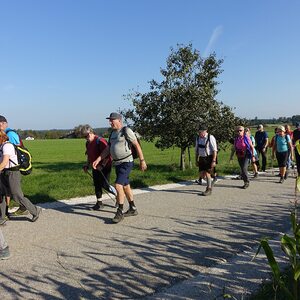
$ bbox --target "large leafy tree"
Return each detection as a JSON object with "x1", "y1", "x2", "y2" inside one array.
[{"x1": 123, "y1": 44, "x2": 242, "y2": 170}]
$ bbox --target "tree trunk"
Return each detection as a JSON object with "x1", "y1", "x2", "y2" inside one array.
[
  {"x1": 187, "y1": 146, "x2": 192, "y2": 168},
  {"x1": 180, "y1": 148, "x2": 186, "y2": 170}
]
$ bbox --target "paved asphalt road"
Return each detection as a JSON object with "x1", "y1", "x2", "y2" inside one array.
[{"x1": 0, "y1": 170, "x2": 298, "y2": 300}]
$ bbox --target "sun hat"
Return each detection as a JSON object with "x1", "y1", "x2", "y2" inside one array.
[
  {"x1": 277, "y1": 125, "x2": 285, "y2": 132},
  {"x1": 106, "y1": 112, "x2": 122, "y2": 120}
]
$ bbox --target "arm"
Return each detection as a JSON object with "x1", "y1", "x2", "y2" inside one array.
[
  {"x1": 131, "y1": 140, "x2": 147, "y2": 171},
  {"x1": 0, "y1": 154, "x2": 9, "y2": 172},
  {"x1": 263, "y1": 134, "x2": 269, "y2": 151},
  {"x1": 92, "y1": 145, "x2": 110, "y2": 169},
  {"x1": 229, "y1": 145, "x2": 235, "y2": 161}
]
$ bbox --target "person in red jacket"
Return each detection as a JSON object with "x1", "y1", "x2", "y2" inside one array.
[{"x1": 82, "y1": 126, "x2": 116, "y2": 210}]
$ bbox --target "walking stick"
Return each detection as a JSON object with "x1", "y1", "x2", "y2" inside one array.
[{"x1": 86, "y1": 169, "x2": 117, "y2": 206}]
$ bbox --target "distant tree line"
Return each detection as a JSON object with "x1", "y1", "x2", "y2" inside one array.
[
  {"x1": 15, "y1": 127, "x2": 110, "y2": 140},
  {"x1": 248, "y1": 115, "x2": 300, "y2": 126}
]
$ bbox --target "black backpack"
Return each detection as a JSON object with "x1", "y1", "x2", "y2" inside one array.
[
  {"x1": 9, "y1": 144, "x2": 33, "y2": 175},
  {"x1": 5, "y1": 130, "x2": 32, "y2": 175}
]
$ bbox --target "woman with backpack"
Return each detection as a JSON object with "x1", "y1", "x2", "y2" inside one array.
[
  {"x1": 0, "y1": 131, "x2": 41, "y2": 222},
  {"x1": 230, "y1": 126, "x2": 255, "y2": 189},
  {"x1": 272, "y1": 126, "x2": 294, "y2": 183}
]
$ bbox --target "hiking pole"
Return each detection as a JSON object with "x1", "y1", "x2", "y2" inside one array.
[{"x1": 86, "y1": 169, "x2": 117, "y2": 206}]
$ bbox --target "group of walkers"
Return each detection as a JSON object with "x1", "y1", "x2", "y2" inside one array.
[
  {"x1": 0, "y1": 115, "x2": 42, "y2": 260},
  {"x1": 195, "y1": 122, "x2": 300, "y2": 195},
  {"x1": 1, "y1": 111, "x2": 300, "y2": 261}
]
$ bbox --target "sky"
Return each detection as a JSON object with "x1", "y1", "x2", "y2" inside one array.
[{"x1": 0, "y1": 0, "x2": 299, "y2": 130}]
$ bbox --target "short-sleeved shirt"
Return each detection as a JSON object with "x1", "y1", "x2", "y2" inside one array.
[
  {"x1": 276, "y1": 134, "x2": 291, "y2": 153},
  {"x1": 255, "y1": 131, "x2": 268, "y2": 149},
  {"x1": 109, "y1": 127, "x2": 137, "y2": 165},
  {"x1": 195, "y1": 134, "x2": 217, "y2": 157},
  {"x1": 4, "y1": 128, "x2": 20, "y2": 145},
  {"x1": 249, "y1": 135, "x2": 257, "y2": 157},
  {"x1": 0, "y1": 142, "x2": 18, "y2": 168}
]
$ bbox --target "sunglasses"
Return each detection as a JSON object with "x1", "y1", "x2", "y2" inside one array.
[{"x1": 237, "y1": 129, "x2": 243, "y2": 132}]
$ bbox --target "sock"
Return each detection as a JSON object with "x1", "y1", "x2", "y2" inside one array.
[
  {"x1": 207, "y1": 177, "x2": 212, "y2": 188},
  {"x1": 129, "y1": 201, "x2": 136, "y2": 209},
  {"x1": 118, "y1": 204, "x2": 124, "y2": 211}
]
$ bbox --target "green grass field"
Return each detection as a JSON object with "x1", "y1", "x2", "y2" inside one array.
[
  {"x1": 20, "y1": 125, "x2": 280, "y2": 204},
  {"x1": 19, "y1": 138, "x2": 237, "y2": 203}
]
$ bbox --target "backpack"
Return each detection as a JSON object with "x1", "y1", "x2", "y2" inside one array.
[
  {"x1": 197, "y1": 134, "x2": 218, "y2": 162},
  {"x1": 108, "y1": 126, "x2": 141, "y2": 160},
  {"x1": 234, "y1": 135, "x2": 252, "y2": 159},
  {"x1": 5, "y1": 129, "x2": 24, "y2": 147},
  {"x1": 10, "y1": 144, "x2": 33, "y2": 175}
]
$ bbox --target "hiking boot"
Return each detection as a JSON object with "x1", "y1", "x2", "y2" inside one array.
[
  {"x1": 212, "y1": 177, "x2": 218, "y2": 186},
  {"x1": 253, "y1": 172, "x2": 258, "y2": 178},
  {"x1": 14, "y1": 207, "x2": 29, "y2": 216},
  {"x1": 195, "y1": 179, "x2": 202, "y2": 185},
  {"x1": 0, "y1": 246, "x2": 10, "y2": 260},
  {"x1": 32, "y1": 207, "x2": 42, "y2": 222},
  {"x1": 279, "y1": 177, "x2": 284, "y2": 184},
  {"x1": 203, "y1": 188, "x2": 212, "y2": 196},
  {"x1": 112, "y1": 209, "x2": 124, "y2": 223},
  {"x1": 0, "y1": 219, "x2": 7, "y2": 226},
  {"x1": 92, "y1": 201, "x2": 104, "y2": 211},
  {"x1": 242, "y1": 182, "x2": 249, "y2": 189},
  {"x1": 124, "y1": 207, "x2": 138, "y2": 217}
]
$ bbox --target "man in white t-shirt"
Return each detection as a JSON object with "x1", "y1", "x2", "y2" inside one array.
[{"x1": 195, "y1": 124, "x2": 218, "y2": 196}]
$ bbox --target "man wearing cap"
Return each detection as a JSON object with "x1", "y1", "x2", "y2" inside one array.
[
  {"x1": 293, "y1": 122, "x2": 300, "y2": 176},
  {"x1": 92, "y1": 112, "x2": 147, "y2": 223},
  {"x1": 0, "y1": 115, "x2": 25, "y2": 219},
  {"x1": 195, "y1": 124, "x2": 217, "y2": 196},
  {"x1": 254, "y1": 124, "x2": 269, "y2": 172},
  {"x1": 0, "y1": 116, "x2": 21, "y2": 146}
]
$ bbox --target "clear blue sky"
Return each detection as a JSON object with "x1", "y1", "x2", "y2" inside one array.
[{"x1": 1, "y1": 0, "x2": 299, "y2": 130}]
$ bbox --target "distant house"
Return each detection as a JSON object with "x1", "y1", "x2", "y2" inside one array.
[{"x1": 25, "y1": 136, "x2": 35, "y2": 141}]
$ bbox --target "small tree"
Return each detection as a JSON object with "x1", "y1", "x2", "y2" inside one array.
[{"x1": 123, "y1": 44, "x2": 242, "y2": 170}]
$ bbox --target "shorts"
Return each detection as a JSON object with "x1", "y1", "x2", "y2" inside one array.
[
  {"x1": 198, "y1": 155, "x2": 213, "y2": 172},
  {"x1": 276, "y1": 151, "x2": 288, "y2": 168},
  {"x1": 115, "y1": 162, "x2": 134, "y2": 186}
]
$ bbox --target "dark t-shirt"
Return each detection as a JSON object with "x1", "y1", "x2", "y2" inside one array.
[
  {"x1": 255, "y1": 131, "x2": 268, "y2": 149},
  {"x1": 293, "y1": 129, "x2": 300, "y2": 145}
]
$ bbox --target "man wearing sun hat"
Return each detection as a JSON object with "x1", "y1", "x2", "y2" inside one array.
[{"x1": 92, "y1": 112, "x2": 147, "y2": 223}]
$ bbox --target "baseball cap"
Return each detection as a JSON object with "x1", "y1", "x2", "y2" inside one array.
[
  {"x1": 198, "y1": 124, "x2": 208, "y2": 131},
  {"x1": 106, "y1": 112, "x2": 122, "y2": 120},
  {"x1": 0, "y1": 115, "x2": 7, "y2": 123}
]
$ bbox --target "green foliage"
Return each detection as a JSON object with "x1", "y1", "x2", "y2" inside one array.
[
  {"x1": 254, "y1": 212, "x2": 300, "y2": 300},
  {"x1": 122, "y1": 44, "x2": 243, "y2": 169}
]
